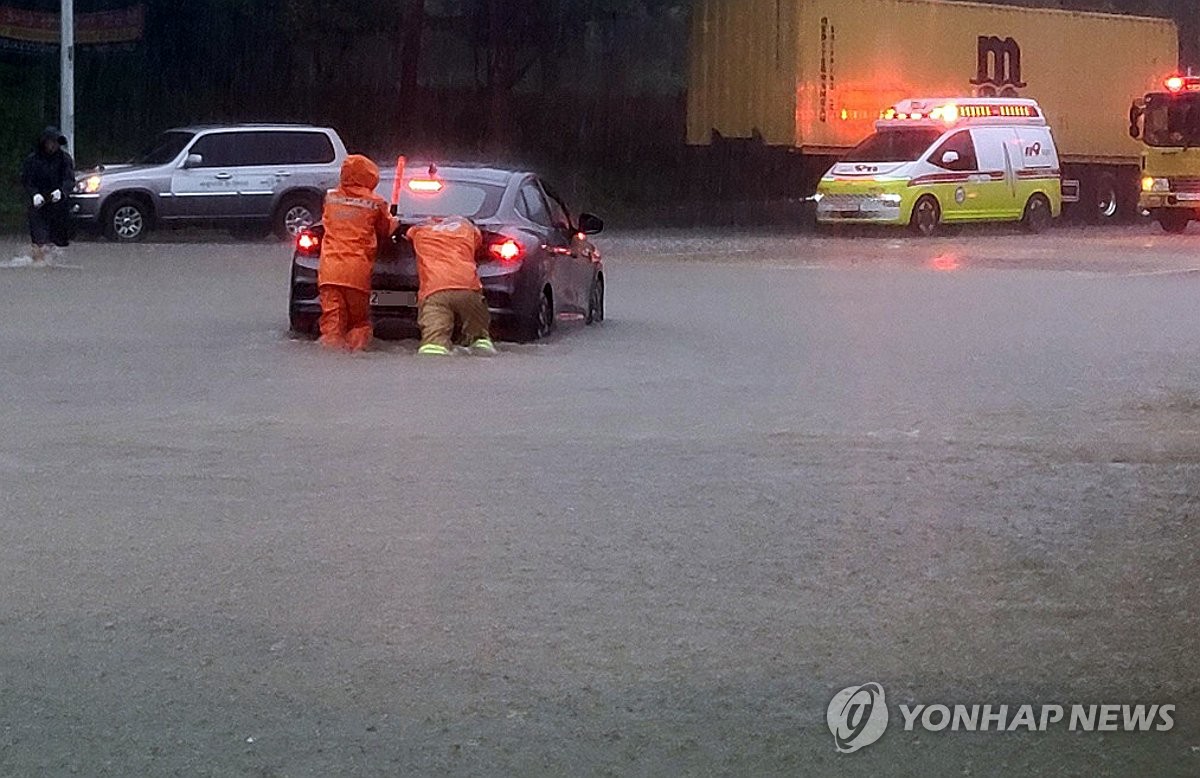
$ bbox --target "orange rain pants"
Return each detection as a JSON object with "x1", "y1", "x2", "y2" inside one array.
[{"x1": 319, "y1": 285, "x2": 372, "y2": 351}]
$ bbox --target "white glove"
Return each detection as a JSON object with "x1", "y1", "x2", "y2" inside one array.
[
  {"x1": 32, "y1": 194, "x2": 45, "y2": 208},
  {"x1": 51, "y1": 189, "x2": 62, "y2": 203}
]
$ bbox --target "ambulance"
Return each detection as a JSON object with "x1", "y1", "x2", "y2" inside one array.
[{"x1": 815, "y1": 98, "x2": 1062, "y2": 235}]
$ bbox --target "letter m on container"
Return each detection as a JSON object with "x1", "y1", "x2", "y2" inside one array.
[{"x1": 970, "y1": 35, "x2": 1027, "y2": 97}]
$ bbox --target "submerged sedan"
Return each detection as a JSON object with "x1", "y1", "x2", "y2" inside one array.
[{"x1": 289, "y1": 164, "x2": 605, "y2": 342}]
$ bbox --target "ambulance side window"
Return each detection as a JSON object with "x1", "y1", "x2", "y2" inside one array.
[{"x1": 930, "y1": 131, "x2": 978, "y2": 172}]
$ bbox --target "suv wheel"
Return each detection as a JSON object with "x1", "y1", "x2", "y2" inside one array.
[
  {"x1": 104, "y1": 197, "x2": 150, "y2": 242},
  {"x1": 275, "y1": 194, "x2": 322, "y2": 240}
]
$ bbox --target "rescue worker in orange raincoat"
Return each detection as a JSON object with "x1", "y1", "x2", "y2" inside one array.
[
  {"x1": 406, "y1": 216, "x2": 496, "y2": 356},
  {"x1": 317, "y1": 155, "x2": 397, "y2": 351}
]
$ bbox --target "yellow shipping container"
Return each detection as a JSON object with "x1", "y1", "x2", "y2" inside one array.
[{"x1": 688, "y1": 0, "x2": 1177, "y2": 165}]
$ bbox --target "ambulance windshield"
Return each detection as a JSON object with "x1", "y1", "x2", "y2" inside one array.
[
  {"x1": 1143, "y1": 93, "x2": 1200, "y2": 148},
  {"x1": 843, "y1": 128, "x2": 944, "y2": 163}
]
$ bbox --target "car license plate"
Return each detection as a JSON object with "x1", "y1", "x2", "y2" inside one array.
[
  {"x1": 1178, "y1": 193, "x2": 1200, "y2": 202},
  {"x1": 370, "y1": 290, "x2": 416, "y2": 307}
]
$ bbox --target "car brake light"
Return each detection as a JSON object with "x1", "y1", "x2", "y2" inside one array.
[
  {"x1": 297, "y1": 230, "x2": 320, "y2": 255},
  {"x1": 488, "y1": 238, "x2": 524, "y2": 263},
  {"x1": 409, "y1": 179, "x2": 444, "y2": 193},
  {"x1": 1166, "y1": 76, "x2": 1185, "y2": 93}
]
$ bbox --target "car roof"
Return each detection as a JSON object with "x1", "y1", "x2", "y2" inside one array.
[
  {"x1": 379, "y1": 163, "x2": 530, "y2": 187},
  {"x1": 168, "y1": 123, "x2": 328, "y2": 133}
]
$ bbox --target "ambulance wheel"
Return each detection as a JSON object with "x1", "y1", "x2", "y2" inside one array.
[
  {"x1": 1022, "y1": 194, "x2": 1053, "y2": 234},
  {"x1": 909, "y1": 196, "x2": 941, "y2": 237},
  {"x1": 1159, "y1": 211, "x2": 1191, "y2": 234}
]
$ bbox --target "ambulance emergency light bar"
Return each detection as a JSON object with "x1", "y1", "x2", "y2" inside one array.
[{"x1": 879, "y1": 99, "x2": 1042, "y2": 126}]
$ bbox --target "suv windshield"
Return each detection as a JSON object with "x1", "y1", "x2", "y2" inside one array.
[
  {"x1": 842, "y1": 128, "x2": 943, "y2": 163},
  {"x1": 131, "y1": 131, "x2": 195, "y2": 165},
  {"x1": 1143, "y1": 93, "x2": 1200, "y2": 148},
  {"x1": 394, "y1": 180, "x2": 505, "y2": 221}
]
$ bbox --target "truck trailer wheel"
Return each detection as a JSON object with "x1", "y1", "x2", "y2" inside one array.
[
  {"x1": 1094, "y1": 174, "x2": 1119, "y2": 221},
  {"x1": 909, "y1": 195, "x2": 941, "y2": 237},
  {"x1": 1158, "y1": 211, "x2": 1191, "y2": 234}
]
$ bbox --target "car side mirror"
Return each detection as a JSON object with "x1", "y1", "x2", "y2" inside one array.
[
  {"x1": 940, "y1": 150, "x2": 960, "y2": 166},
  {"x1": 577, "y1": 212, "x2": 604, "y2": 235},
  {"x1": 183, "y1": 153, "x2": 203, "y2": 169}
]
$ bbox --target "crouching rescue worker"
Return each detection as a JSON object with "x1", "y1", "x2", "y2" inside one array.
[
  {"x1": 407, "y1": 216, "x2": 496, "y2": 356},
  {"x1": 317, "y1": 155, "x2": 397, "y2": 351}
]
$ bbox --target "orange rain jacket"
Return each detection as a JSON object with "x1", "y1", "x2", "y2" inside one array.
[
  {"x1": 317, "y1": 155, "x2": 396, "y2": 293},
  {"x1": 406, "y1": 217, "x2": 484, "y2": 302}
]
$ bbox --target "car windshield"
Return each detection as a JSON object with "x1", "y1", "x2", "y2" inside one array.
[
  {"x1": 1143, "y1": 93, "x2": 1200, "y2": 148},
  {"x1": 842, "y1": 129, "x2": 943, "y2": 163},
  {"x1": 393, "y1": 180, "x2": 505, "y2": 221},
  {"x1": 131, "y1": 131, "x2": 195, "y2": 165}
]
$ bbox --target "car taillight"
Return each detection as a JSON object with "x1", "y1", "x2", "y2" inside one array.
[
  {"x1": 487, "y1": 236, "x2": 525, "y2": 264},
  {"x1": 297, "y1": 230, "x2": 320, "y2": 256},
  {"x1": 488, "y1": 237, "x2": 524, "y2": 263}
]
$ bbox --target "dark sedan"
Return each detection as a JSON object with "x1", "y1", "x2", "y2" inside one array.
[{"x1": 289, "y1": 165, "x2": 604, "y2": 342}]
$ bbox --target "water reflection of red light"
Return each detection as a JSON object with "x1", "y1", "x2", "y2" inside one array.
[{"x1": 929, "y1": 253, "x2": 961, "y2": 272}]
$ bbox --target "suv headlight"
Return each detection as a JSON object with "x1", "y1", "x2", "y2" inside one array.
[
  {"x1": 1142, "y1": 177, "x2": 1170, "y2": 193},
  {"x1": 74, "y1": 175, "x2": 102, "y2": 194}
]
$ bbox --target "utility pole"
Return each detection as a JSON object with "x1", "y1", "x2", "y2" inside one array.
[{"x1": 61, "y1": 0, "x2": 75, "y2": 154}]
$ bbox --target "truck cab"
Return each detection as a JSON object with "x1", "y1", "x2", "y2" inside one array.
[
  {"x1": 815, "y1": 97, "x2": 1063, "y2": 236},
  {"x1": 1133, "y1": 76, "x2": 1200, "y2": 233}
]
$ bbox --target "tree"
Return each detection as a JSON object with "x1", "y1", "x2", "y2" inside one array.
[{"x1": 398, "y1": 0, "x2": 426, "y2": 129}]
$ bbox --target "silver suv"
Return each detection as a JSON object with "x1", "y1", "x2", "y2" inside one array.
[{"x1": 72, "y1": 124, "x2": 348, "y2": 241}]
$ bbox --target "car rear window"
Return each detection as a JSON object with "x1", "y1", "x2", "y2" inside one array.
[
  {"x1": 843, "y1": 129, "x2": 943, "y2": 163},
  {"x1": 394, "y1": 180, "x2": 505, "y2": 221}
]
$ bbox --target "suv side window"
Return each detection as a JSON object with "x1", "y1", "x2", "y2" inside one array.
[
  {"x1": 518, "y1": 183, "x2": 553, "y2": 227},
  {"x1": 234, "y1": 131, "x2": 337, "y2": 166},
  {"x1": 189, "y1": 133, "x2": 242, "y2": 168},
  {"x1": 273, "y1": 132, "x2": 336, "y2": 165},
  {"x1": 930, "y1": 131, "x2": 978, "y2": 172}
]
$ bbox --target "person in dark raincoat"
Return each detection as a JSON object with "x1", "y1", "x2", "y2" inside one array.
[{"x1": 20, "y1": 127, "x2": 75, "y2": 265}]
